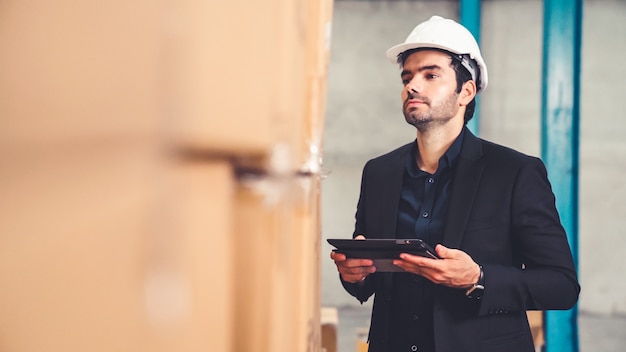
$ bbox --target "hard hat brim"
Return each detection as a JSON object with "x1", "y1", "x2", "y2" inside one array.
[
  {"x1": 385, "y1": 42, "x2": 465, "y2": 64},
  {"x1": 385, "y1": 42, "x2": 488, "y2": 93}
]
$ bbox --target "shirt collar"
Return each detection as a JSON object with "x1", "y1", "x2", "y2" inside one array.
[{"x1": 406, "y1": 128, "x2": 465, "y2": 177}]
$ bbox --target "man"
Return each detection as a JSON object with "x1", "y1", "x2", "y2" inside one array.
[{"x1": 330, "y1": 15, "x2": 580, "y2": 352}]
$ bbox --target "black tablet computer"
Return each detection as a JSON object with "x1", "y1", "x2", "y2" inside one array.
[{"x1": 327, "y1": 238, "x2": 439, "y2": 272}]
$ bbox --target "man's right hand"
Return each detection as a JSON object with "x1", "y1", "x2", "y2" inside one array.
[{"x1": 330, "y1": 235, "x2": 376, "y2": 283}]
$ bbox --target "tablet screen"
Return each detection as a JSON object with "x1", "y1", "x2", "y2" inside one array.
[{"x1": 327, "y1": 238, "x2": 439, "y2": 260}]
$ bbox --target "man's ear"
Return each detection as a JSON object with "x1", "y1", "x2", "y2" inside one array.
[{"x1": 459, "y1": 80, "x2": 477, "y2": 106}]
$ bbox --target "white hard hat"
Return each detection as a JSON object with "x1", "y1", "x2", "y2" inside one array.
[{"x1": 386, "y1": 15, "x2": 488, "y2": 93}]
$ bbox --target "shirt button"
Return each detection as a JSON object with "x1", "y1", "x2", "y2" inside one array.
[
  {"x1": 411, "y1": 345, "x2": 418, "y2": 351},
  {"x1": 427, "y1": 177, "x2": 435, "y2": 183},
  {"x1": 412, "y1": 315, "x2": 419, "y2": 321},
  {"x1": 422, "y1": 212, "x2": 429, "y2": 218}
]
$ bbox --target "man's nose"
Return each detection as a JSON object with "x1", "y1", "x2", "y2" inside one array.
[{"x1": 407, "y1": 80, "x2": 422, "y2": 96}]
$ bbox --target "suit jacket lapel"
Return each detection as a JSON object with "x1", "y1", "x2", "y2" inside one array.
[
  {"x1": 442, "y1": 129, "x2": 484, "y2": 248},
  {"x1": 378, "y1": 143, "x2": 411, "y2": 239}
]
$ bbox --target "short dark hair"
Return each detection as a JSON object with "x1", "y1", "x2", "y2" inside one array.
[{"x1": 398, "y1": 48, "x2": 477, "y2": 124}]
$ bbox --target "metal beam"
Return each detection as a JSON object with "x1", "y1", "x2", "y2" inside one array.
[
  {"x1": 459, "y1": 0, "x2": 482, "y2": 135},
  {"x1": 541, "y1": 0, "x2": 582, "y2": 351}
]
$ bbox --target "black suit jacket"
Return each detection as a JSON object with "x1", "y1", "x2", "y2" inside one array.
[{"x1": 341, "y1": 129, "x2": 580, "y2": 352}]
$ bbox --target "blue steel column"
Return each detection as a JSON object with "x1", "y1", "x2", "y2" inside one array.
[
  {"x1": 459, "y1": 0, "x2": 481, "y2": 135},
  {"x1": 541, "y1": 1, "x2": 582, "y2": 351}
]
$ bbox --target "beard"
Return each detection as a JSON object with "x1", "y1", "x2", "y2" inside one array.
[{"x1": 403, "y1": 91, "x2": 460, "y2": 132}]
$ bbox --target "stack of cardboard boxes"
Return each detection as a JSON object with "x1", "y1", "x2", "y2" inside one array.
[{"x1": 0, "y1": 0, "x2": 332, "y2": 351}]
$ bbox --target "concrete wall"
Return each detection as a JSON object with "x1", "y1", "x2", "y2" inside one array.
[{"x1": 321, "y1": 0, "x2": 626, "y2": 317}]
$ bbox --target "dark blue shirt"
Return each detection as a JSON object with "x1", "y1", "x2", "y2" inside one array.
[{"x1": 389, "y1": 129, "x2": 464, "y2": 352}]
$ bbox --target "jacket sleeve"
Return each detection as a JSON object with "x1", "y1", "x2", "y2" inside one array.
[
  {"x1": 353, "y1": 160, "x2": 370, "y2": 237},
  {"x1": 340, "y1": 275, "x2": 376, "y2": 304},
  {"x1": 478, "y1": 157, "x2": 580, "y2": 316},
  {"x1": 338, "y1": 161, "x2": 377, "y2": 303}
]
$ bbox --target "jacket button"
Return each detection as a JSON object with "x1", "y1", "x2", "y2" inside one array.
[{"x1": 411, "y1": 345, "x2": 418, "y2": 351}]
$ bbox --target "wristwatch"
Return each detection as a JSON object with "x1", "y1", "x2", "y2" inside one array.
[{"x1": 465, "y1": 265, "x2": 484, "y2": 299}]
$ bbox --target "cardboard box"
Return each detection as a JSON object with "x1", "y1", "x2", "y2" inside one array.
[
  {"x1": 528, "y1": 310, "x2": 544, "y2": 350},
  {"x1": 0, "y1": 146, "x2": 235, "y2": 352},
  {"x1": 302, "y1": 0, "x2": 334, "y2": 169},
  {"x1": 0, "y1": 0, "x2": 161, "y2": 149},
  {"x1": 154, "y1": 160, "x2": 236, "y2": 352},
  {"x1": 233, "y1": 173, "x2": 321, "y2": 352},
  {"x1": 0, "y1": 0, "x2": 332, "y2": 167},
  {"x1": 0, "y1": 0, "x2": 330, "y2": 350},
  {"x1": 0, "y1": 140, "x2": 156, "y2": 351},
  {"x1": 321, "y1": 307, "x2": 338, "y2": 352},
  {"x1": 166, "y1": 0, "x2": 333, "y2": 167},
  {"x1": 165, "y1": 0, "x2": 304, "y2": 158}
]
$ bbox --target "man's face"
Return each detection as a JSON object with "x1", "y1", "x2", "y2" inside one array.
[{"x1": 400, "y1": 50, "x2": 462, "y2": 130}]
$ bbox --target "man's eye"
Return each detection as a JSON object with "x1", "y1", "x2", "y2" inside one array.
[
  {"x1": 426, "y1": 73, "x2": 439, "y2": 79},
  {"x1": 402, "y1": 79, "x2": 410, "y2": 85}
]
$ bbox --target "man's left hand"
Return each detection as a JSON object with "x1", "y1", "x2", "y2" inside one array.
[{"x1": 392, "y1": 244, "x2": 480, "y2": 289}]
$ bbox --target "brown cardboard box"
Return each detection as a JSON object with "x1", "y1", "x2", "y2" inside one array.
[
  {"x1": 153, "y1": 159, "x2": 236, "y2": 352},
  {"x1": 0, "y1": 0, "x2": 161, "y2": 149},
  {"x1": 528, "y1": 310, "x2": 545, "y2": 349},
  {"x1": 0, "y1": 144, "x2": 236, "y2": 352},
  {"x1": 302, "y1": 0, "x2": 334, "y2": 168},
  {"x1": 357, "y1": 327, "x2": 370, "y2": 352},
  {"x1": 0, "y1": 142, "x2": 153, "y2": 352},
  {"x1": 0, "y1": 0, "x2": 330, "y2": 166},
  {"x1": 233, "y1": 173, "x2": 321, "y2": 352},
  {"x1": 292, "y1": 176, "x2": 323, "y2": 352},
  {"x1": 0, "y1": 0, "x2": 330, "y2": 350},
  {"x1": 227, "y1": 0, "x2": 331, "y2": 348},
  {"x1": 321, "y1": 307, "x2": 338, "y2": 352},
  {"x1": 0, "y1": 152, "x2": 322, "y2": 352},
  {"x1": 166, "y1": 0, "x2": 333, "y2": 167},
  {"x1": 165, "y1": 0, "x2": 307, "y2": 159}
]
